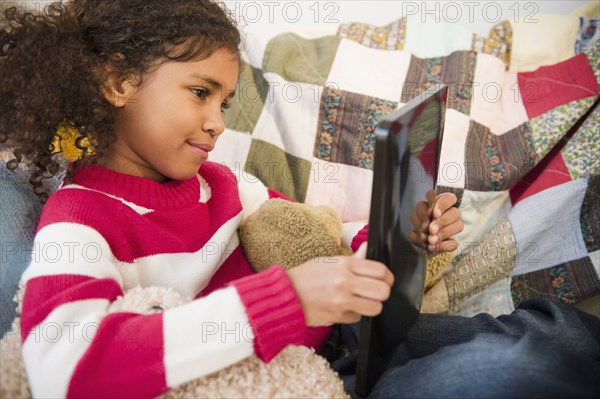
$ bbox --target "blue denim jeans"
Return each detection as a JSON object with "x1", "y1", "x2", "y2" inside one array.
[{"x1": 323, "y1": 299, "x2": 600, "y2": 398}]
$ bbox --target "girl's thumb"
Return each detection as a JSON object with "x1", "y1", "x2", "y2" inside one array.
[{"x1": 353, "y1": 242, "x2": 368, "y2": 259}]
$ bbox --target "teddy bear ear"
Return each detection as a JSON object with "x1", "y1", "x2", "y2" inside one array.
[
  {"x1": 312, "y1": 205, "x2": 343, "y2": 247},
  {"x1": 315, "y1": 206, "x2": 342, "y2": 226},
  {"x1": 259, "y1": 199, "x2": 312, "y2": 237},
  {"x1": 314, "y1": 206, "x2": 343, "y2": 236}
]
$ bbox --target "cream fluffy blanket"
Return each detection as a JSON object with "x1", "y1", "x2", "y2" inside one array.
[{"x1": 0, "y1": 286, "x2": 348, "y2": 399}]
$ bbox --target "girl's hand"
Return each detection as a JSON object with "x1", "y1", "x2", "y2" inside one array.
[
  {"x1": 409, "y1": 190, "x2": 463, "y2": 253},
  {"x1": 287, "y1": 243, "x2": 394, "y2": 326}
]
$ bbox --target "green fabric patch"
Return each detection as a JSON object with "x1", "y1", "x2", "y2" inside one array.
[
  {"x1": 582, "y1": 41, "x2": 600, "y2": 87},
  {"x1": 244, "y1": 139, "x2": 311, "y2": 202},
  {"x1": 223, "y1": 63, "x2": 269, "y2": 133},
  {"x1": 262, "y1": 33, "x2": 340, "y2": 86},
  {"x1": 529, "y1": 97, "x2": 595, "y2": 162},
  {"x1": 562, "y1": 105, "x2": 600, "y2": 180}
]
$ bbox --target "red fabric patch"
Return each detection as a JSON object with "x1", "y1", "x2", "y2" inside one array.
[
  {"x1": 267, "y1": 188, "x2": 294, "y2": 202},
  {"x1": 67, "y1": 313, "x2": 167, "y2": 398},
  {"x1": 517, "y1": 54, "x2": 599, "y2": 119},
  {"x1": 418, "y1": 138, "x2": 439, "y2": 179},
  {"x1": 509, "y1": 149, "x2": 572, "y2": 205}
]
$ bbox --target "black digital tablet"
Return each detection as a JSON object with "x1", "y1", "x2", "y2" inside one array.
[{"x1": 355, "y1": 84, "x2": 448, "y2": 397}]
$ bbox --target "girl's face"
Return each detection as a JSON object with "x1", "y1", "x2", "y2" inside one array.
[{"x1": 102, "y1": 49, "x2": 240, "y2": 182}]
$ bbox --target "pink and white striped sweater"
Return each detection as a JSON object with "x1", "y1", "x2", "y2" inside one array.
[{"x1": 18, "y1": 162, "x2": 367, "y2": 398}]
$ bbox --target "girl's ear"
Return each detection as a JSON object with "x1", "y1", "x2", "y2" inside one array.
[{"x1": 101, "y1": 68, "x2": 137, "y2": 108}]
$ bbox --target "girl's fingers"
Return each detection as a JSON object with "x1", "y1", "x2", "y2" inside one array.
[
  {"x1": 353, "y1": 242, "x2": 368, "y2": 259},
  {"x1": 431, "y1": 192, "x2": 458, "y2": 219},
  {"x1": 411, "y1": 209, "x2": 429, "y2": 235},
  {"x1": 428, "y1": 238, "x2": 459, "y2": 253},
  {"x1": 425, "y1": 189, "x2": 436, "y2": 218},
  {"x1": 350, "y1": 276, "x2": 392, "y2": 302},
  {"x1": 411, "y1": 211, "x2": 421, "y2": 231},
  {"x1": 412, "y1": 201, "x2": 429, "y2": 227},
  {"x1": 349, "y1": 260, "x2": 395, "y2": 286},
  {"x1": 428, "y1": 220, "x2": 463, "y2": 247},
  {"x1": 408, "y1": 229, "x2": 427, "y2": 247},
  {"x1": 425, "y1": 189, "x2": 437, "y2": 204},
  {"x1": 435, "y1": 219, "x2": 465, "y2": 243},
  {"x1": 340, "y1": 311, "x2": 362, "y2": 324},
  {"x1": 347, "y1": 296, "x2": 384, "y2": 318},
  {"x1": 429, "y1": 207, "x2": 461, "y2": 236}
]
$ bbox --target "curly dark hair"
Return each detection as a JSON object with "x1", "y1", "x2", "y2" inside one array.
[{"x1": 0, "y1": 0, "x2": 241, "y2": 201}]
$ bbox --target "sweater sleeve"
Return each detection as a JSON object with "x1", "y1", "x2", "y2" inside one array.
[
  {"x1": 229, "y1": 266, "x2": 334, "y2": 358},
  {"x1": 228, "y1": 265, "x2": 305, "y2": 361},
  {"x1": 342, "y1": 222, "x2": 369, "y2": 252}
]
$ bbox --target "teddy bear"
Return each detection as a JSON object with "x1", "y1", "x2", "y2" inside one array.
[{"x1": 238, "y1": 198, "x2": 353, "y2": 271}]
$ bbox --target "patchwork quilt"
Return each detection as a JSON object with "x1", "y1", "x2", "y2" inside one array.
[{"x1": 213, "y1": 14, "x2": 599, "y2": 317}]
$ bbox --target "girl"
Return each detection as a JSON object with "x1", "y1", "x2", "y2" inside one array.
[{"x1": 0, "y1": 1, "x2": 462, "y2": 398}]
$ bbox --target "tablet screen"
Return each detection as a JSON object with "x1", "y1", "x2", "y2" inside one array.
[{"x1": 355, "y1": 84, "x2": 448, "y2": 397}]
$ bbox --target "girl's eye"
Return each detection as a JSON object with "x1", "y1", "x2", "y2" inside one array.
[
  {"x1": 191, "y1": 88, "x2": 210, "y2": 103},
  {"x1": 221, "y1": 101, "x2": 231, "y2": 113}
]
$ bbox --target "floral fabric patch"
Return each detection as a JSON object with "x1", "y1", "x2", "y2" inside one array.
[{"x1": 315, "y1": 86, "x2": 397, "y2": 170}]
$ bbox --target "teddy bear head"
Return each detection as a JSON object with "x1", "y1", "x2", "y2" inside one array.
[{"x1": 238, "y1": 198, "x2": 352, "y2": 272}]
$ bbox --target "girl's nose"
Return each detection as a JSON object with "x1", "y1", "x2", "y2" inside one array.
[{"x1": 202, "y1": 104, "x2": 225, "y2": 137}]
